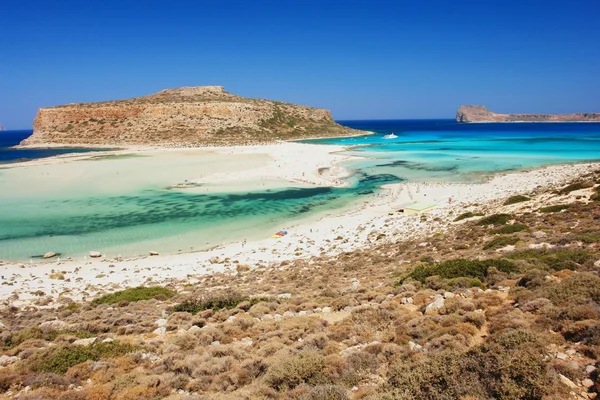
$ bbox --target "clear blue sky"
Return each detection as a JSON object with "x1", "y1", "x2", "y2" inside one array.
[{"x1": 1, "y1": 0, "x2": 599, "y2": 129}]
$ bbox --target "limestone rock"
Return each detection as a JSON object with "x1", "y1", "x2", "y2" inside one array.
[
  {"x1": 40, "y1": 319, "x2": 69, "y2": 332},
  {"x1": 582, "y1": 378, "x2": 595, "y2": 389},
  {"x1": 457, "y1": 105, "x2": 600, "y2": 123},
  {"x1": 0, "y1": 355, "x2": 18, "y2": 367},
  {"x1": 153, "y1": 327, "x2": 166, "y2": 336},
  {"x1": 425, "y1": 295, "x2": 445, "y2": 314},
  {"x1": 558, "y1": 374, "x2": 577, "y2": 389},
  {"x1": 149, "y1": 251, "x2": 159, "y2": 256},
  {"x1": 43, "y1": 252, "x2": 56, "y2": 259},
  {"x1": 73, "y1": 337, "x2": 97, "y2": 346},
  {"x1": 277, "y1": 293, "x2": 292, "y2": 299},
  {"x1": 21, "y1": 86, "x2": 365, "y2": 147},
  {"x1": 155, "y1": 318, "x2": 167, "y2": 327},
  {"x1": 89, "y1": 251, "x2": 102, "y2": 258}
]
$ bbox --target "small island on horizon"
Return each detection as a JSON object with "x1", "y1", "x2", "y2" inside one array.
[{"x1": 457, "y1": 105, "x2": 600, "y2": 123}]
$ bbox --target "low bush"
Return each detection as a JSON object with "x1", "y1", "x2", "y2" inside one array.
[
  {"x1": 384, "y1": 330, "x2": 549, "y2": 400},
  {"x1": 492, "y1": 224, "x2": 528, "y2": 234},
  {"x1": 476, "y1": 214, "x2": 511, "y2": 226},
  {"x1": 538, "y1": 204, "x2": 570, "y2": 213},
  {"x1": 28, "y1": 341, "x2": 139, "y2": 374},
  {"x1": 506, "y1": 248, "x2": 593, "y2": 271},
  {"x1": 504, "y1": 195, "x2": 530, "y2": 205},
  {"x1": 483, "y1": 236, "x2": 520, "y2": 250},
  {"x1": 558, "y1": 181, "x2": 593, "y2": 194},
  {"x1": 92, "y1": 286, "x2": 174, "y2": 305},
  {"x1": 173, "y1": 293, "x2": 270, "y2": 314},
  {"x1": 266, "y1": 350, "x2": 328, "y2": 391},
  {"x1": 402, "y1": 258, "x2": 518, "y2": 284},
  {"x1": 540, "y1": 272, "x2": 600, "y2": 307},
  {"x1": 454, "y1": 211, "x2": 484, "y2": 222}
]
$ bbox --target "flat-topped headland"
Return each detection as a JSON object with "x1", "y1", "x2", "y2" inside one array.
[
  {"x1": 19, "y1": 86, "x2": 364, "y2": 147},
  {"x1": 457, "y1": 104, "x2": 600, "y2": 123}
]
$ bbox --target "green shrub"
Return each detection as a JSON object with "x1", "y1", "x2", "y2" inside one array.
[
  {"x1": 538, "y1": 204, "x2": 570, "y2": 213},
  {"x1": 384, "y1": 330, "x2": 548, "y2": 400},
  {"x1": 403, "y1": 258, "x2": 518, "y2": 284},
  {"x1": 299, "y1": 385, "x2": 349, "y2": 400},
  {"x1": 92, "y1": 286, "x2": 174, "y2": 305},
  {"x1": 504, "y1": 195, "x2": 530, "y2": 205},
  {"x1": 173, "y1": 293, "x2": 270, "y2": 314},
  {"x1": 266, "y1": 350, "x2": 328, "y2": 391},
  {"x1": 506, "y1": 248, "x2": 593, "y2": 271},
  {"x1": 476, "y1": 214, "x2": 511, "y2": 226},
  {"x1": 483, "y1": 236, "x2": 520, "y2": 250},
  {"x1": 453, "y1": 211, "x2": 484, "y2": 222},
  {"x1": 1, "y1": 328, "x2": 96, "y2": 350},
  {"x1": 558, "y1": 181, "x2": 592, "y2": 194},
  {"x1": 29, "y1": 341, "x2": 139, "y2": 374},
  {"x1": 568, "y1": 229, "x2": 600, "y2": 244},
  {"x1": 541, "y1": 273, "x2": 600, "y2": 306},
  {"x1": 492, "y1": 224, "x2": 528, "y2": 234}
]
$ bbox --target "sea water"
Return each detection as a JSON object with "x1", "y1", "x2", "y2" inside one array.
[{"x1": 1, "y1": 121, "x2": 600, "y2": 261}]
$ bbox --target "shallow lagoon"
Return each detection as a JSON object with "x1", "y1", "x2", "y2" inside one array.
[{"x1": 1, "y1": 120, "x2": 600, "y2": 261}]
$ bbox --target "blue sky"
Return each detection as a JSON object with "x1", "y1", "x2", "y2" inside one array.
[{"x1": 1, "y1": 0, "x2": 599, "y2": 129}]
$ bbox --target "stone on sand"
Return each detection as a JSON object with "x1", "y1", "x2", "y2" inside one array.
[
  {"x1": 43, "y1": 252, "x2": 56, "y2": 259},
  {"x1": 89, "y1": 251, "x2": 102, "y2": 258}
]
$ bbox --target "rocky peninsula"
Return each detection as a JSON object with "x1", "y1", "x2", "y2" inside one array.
[
  {"x1": 20, "y1": 86, "x2": 363, "y2": 147},
  {"x1": 457, "y1": 105, "x2": 600, "y2": 123}
]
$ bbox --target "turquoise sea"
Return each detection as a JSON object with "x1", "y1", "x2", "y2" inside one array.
[{"x1": 1, "y1": 120, "x2": 599, "y2": 261}]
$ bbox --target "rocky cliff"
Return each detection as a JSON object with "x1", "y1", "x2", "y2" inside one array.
[
  {"x1": 21, "y1": 86, "x2": 363, "y2": 147},
  {"x1": 456, "y1": 105, "x2": 600, "y2": 123}
]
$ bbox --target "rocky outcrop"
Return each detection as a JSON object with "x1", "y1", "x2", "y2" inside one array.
[
  {"x1": 457, "y1": 105, "x2": 600, "y2": 123},
  {"x1": 20, "y1": 86, "x2": 364, "y2": 147}
]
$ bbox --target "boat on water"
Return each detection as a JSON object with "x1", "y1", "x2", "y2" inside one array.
[{"x1": 383, "y1": 133, "x2": 398, "y2": 139}]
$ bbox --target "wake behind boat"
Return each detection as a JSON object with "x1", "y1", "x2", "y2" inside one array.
[{"x1": 383, "y1": 133, "x2": 398, "y2": 139}]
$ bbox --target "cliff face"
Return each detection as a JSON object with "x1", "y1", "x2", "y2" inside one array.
[
  {"x1": 457, "y1": 105, "x2": 600, "y2": 123},
  {"x1": 21, "y1": 86, "x2": 363, "y2": 147}
]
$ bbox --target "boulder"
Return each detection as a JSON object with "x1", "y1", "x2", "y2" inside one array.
[
  {"x1": 155, "y1": 318, "x2": 167, "y2": 327},
  {"x1": 0, "y1": 355, "x2": 18, "y2": 367},
  {"x1": 40, "y1": 319, "x2": 69, "y2": 332},
  {"x1": 425, "y1": 295, "x2": 445, "y2": 314},
  {"x1": 73, "y1": 337, "x2": 97, "y2": 346},
  {"x1": 43, "y1": 252, "x2": 57, "y2": 259},
  {"x1": 558, "y1": 374, "x2": 577, "y2": 389},
  {"x1": 153, "y1": 327, "x2": 166, "y2": 336},
  {"x1": 149, "y1": 251, "x2": 159, "y2": 256},
  {"x1": 582, "y1": 378, "x2": 595, "y2": 389},
  {"x1": 89, "y1": 251, "x2": 102, "y2": 258}
]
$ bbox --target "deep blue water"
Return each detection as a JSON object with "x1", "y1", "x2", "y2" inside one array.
[
  {"x1": 311, "y1": 119, "x2": 600, "y2": 182},
  {"x1": 0, "y1": 130, "x2": 101, "y2": 163}
]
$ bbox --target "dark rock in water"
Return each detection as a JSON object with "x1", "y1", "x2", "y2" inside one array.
[{"x1": 456, "y1": 105, "x2": 600, "y2": 123}]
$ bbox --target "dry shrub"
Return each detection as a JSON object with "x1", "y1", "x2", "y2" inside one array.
[
  {"x1": 385, "y1": 330, "x2": 550, "y2": 400},
  {"x1": 298, "y1": 384, "x2": 349, "y2": 400},
  {"x1": 266, "y1": 350, "x2": 328, "y2": 391}
]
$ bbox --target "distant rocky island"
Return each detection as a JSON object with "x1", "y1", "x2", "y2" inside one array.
[
  {"x1": 20, "y1": 86, "x2": 363, "y2": 147},
  {"x1": 456, "y1": 105, "x2": 600, "y2": 123},
  {"x1": 0, "y1": 124, "x2": 5, "y2": 131}
]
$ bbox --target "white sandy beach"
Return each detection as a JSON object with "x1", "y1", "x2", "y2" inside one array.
[{"x1": 0, "y1": 141, "x2": 598, "y2": 307}]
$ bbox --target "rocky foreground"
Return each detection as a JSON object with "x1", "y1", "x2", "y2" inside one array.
[
  {"x1": 457, "y1": 105, "x2": 600, "y2": 123},
  {"x1": 20, "y1": 86, "x2": 363, "y2": 147},
  {"x1": 1, "y1": 168, "x2": 600, "y2": 399}
]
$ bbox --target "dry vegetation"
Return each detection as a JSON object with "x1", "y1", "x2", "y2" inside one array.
[{"x1": 2, "y1": 172, "x2": 600, "y2": 399}]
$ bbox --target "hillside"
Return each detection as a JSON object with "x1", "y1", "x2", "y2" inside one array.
[
  {"x1": 457, "y1": 105, "x2": 600, "y2": 123},
  {"x1": 1, "y1": 170, "x2": 600, "y2": 399},
  {"x1": 19, "y1": 87, "x2": 364, "y2": 147}
]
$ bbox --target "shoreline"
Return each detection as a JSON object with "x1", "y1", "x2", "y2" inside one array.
[{"x1": 0, "y1": 157, "x2": 598, "y2": 307}]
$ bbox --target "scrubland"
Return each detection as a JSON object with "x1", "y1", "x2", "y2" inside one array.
[{"x1": 2, "y1": 171, "x2": 600, "y2": 399}]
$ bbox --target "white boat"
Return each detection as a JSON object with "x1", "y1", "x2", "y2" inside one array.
[{"x1": 383, "y1": 133, "x2": 398, "y2": 139}]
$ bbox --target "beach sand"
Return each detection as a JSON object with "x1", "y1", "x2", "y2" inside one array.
[{"x1": 0, "y1": 142, "x2": 598, "y2": 307}]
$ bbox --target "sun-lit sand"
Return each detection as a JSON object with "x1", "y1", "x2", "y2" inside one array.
[{"x1": 0, "y1": 139, "x2": 597, "y2": 307}]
